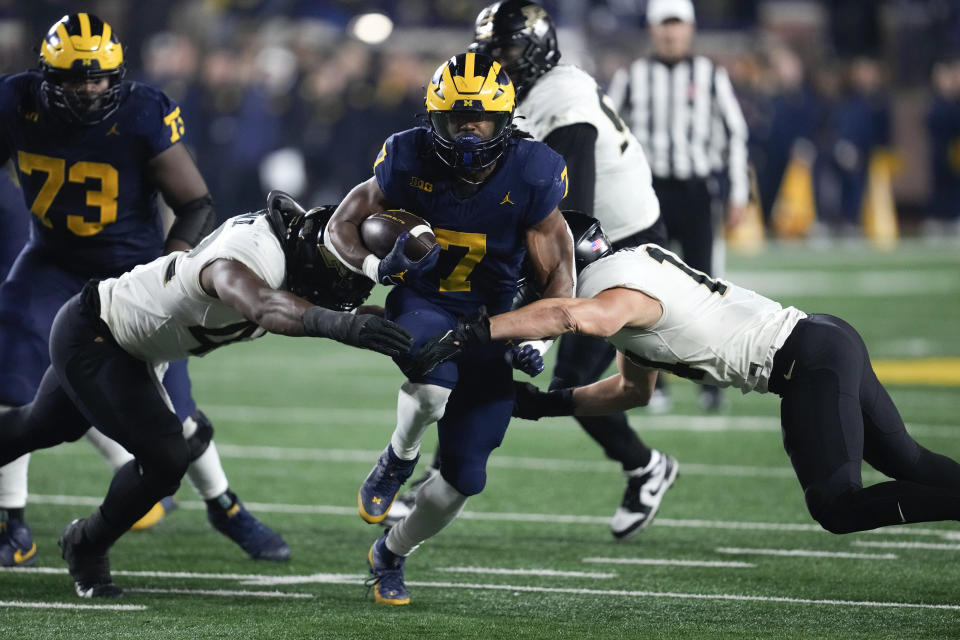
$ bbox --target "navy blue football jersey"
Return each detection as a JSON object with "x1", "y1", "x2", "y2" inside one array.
[
  {"x1": 0, "y1": 71, "x2": 187, "y2": 276},
  {"x1": 374, "y1": 127, "x2": 567, "y2": 314}
]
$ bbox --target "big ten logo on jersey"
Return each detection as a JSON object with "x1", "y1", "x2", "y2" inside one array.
[
  {"x1": 409, "y1": 176, "x2": 433, "y2": 193},
  {"x1": 17, "y1": 106, "x2": 39, "y2": 123},
  {"x1": 163, "y1": 106, "x2": 185, "y2": 143}
]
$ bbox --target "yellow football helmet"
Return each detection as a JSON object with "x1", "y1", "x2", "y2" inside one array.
[
  {"x1": 425, "y1": 52, "x2": 516, "y2": 170},
  {"x1": 38, "y1": 13, "x2": 126, "y2": 124}
]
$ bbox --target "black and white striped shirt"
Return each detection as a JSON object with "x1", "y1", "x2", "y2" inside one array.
[{"x1": 607, "y1": 55, "x2": 749, "y2": 207}]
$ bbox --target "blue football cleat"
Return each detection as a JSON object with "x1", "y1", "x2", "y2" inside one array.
[
  {"x1": 366, "y1": 534, "x2": 410, "y2": 605},
  {"x1": 58, "y1": 519, "x2": 122, "y2": 598},
  {"x1": 358, "y1": 445, "x2": 420, "y2": 524},
  {"x1": 207, "y1": 500, "x2": 291, "y2": 562},
  {"x1": 0, "y1": 517, "x2": 36, "y2": 567}
]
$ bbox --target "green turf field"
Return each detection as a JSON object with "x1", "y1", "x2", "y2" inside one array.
[{"x1": 3, "y1": 238, "x2": 960, "y2": 639}]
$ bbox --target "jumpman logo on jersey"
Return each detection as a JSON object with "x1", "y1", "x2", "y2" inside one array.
[
  {"x1": 500, "y1": 191, "x2": 514, "y2": 205},
  {"x1": 106, "y1": 123, "x2": 120, "y2": 136}
]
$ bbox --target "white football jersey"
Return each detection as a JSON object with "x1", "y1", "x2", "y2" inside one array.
[
  {"x1": 577, "y1": 247, "x2": 806, "y2": 393},
  {"x1": 517, "y1": 65, "x2": 660, "y2": 242},
  {"x1": 98, "y1": 213, "x2": 285, "y2": 363}
]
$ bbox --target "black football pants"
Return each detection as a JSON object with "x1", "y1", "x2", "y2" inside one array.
[
  {"x1": 548, "y1": 218, "x2": 670, "y2": 472},
  {"x1": 768, "y1": 314, "x2": 960, "y2": 533},
  {"x1": 0, "y1": 285, "x2": 190, "y2": 551}
]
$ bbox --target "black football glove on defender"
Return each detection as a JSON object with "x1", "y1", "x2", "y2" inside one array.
[
  {"x1": 512, "y1": 381, "x2": 575, "y2": 420},
  {"x1": 302, "y1": 306, "x2": 413, "y2": 357},
  {"x1": 405, "y1": 306, "x2": 492, "y2": 377}
]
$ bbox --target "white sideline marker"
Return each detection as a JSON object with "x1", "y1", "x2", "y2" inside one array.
[
  {"x1": 717, "y1": 547, "x2": 897, "y2": 560},
  {"x1": 584, "y1": 557, "x2": 754, "y2": 568},
  {"x1": 854, "y1": 540, "x2": 960, "y2": 551},
  {"x1": 126, "y1": 587, "x2": 314, "y2": 599},
  {"x1": 0, "y1": 599, "x2": 146, "y2": 611},
  {"x1": 436, "y1": 567, "x2": 616, "y2": 579}
]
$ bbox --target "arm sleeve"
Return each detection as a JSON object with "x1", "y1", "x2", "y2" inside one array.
[
  {"x1": 543, "y1": 123, "x2": 598, "y2": 216},
  {"x1": 714, "y1": 67, "x2": 750, "y2": 207}
]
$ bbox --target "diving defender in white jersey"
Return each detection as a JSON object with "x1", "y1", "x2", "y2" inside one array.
[
  {"x1": 412, "y1": 239, "x2": 960, "y2": 535},
  {"x1": 0, "y1": 192, "x2": 412, "y2": 598}
]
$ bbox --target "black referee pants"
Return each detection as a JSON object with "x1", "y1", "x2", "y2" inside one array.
[
  {"x1": 768, "y1": 314, "x2": 960, "y2": 533},
  {"x1": 652, "y1": 177, "x2": 715, "y2": 277},
  {"x1": 0, "y1": 284, "x2": 190, "y2": 551},
  {"x1": 548, "y1": 218, "x2": 669, "y2": 472}
]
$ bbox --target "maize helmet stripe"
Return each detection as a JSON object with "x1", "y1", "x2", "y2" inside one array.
[
  {"x1": 426, "y1": 53, "x2": 514, "y2": 113},
  {"x1": 41, "y1": 13, "x2": 124, "y2": 72}
]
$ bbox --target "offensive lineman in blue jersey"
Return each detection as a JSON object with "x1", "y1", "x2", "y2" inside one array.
[
  {"x1": 325, "y1": 52, "x2": 575, "y2": 605},
  {"x1": 0, "y1": 13, "x2": 288, "y2": 567}
]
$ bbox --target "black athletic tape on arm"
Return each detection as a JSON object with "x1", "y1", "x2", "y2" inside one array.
[
  {"x1": 302, "y1": 305, "x2": 360, "y2": 343},
  {"x1": 169, "y1": 195, "x2": 216, "y2": 247}
]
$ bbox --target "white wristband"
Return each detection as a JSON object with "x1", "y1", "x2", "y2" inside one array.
[{"x1": 362, "y1": 254, "x2": 382, "y2": 283}]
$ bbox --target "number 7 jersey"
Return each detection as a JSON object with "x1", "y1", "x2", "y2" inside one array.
[
  {"x1": 0, "y1": 71, "x2": 186, "y2": 276},
  {"x1": 577, "y1": 245, "x2": 806, "y2": 393}
]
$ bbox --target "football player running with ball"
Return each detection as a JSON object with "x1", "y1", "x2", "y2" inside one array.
[
  {"x1": 0, "y1": 192, "x2": 412, "y2": 598},
  {"x1": 0, "y1": 13, "x2": 288, "y2": 566},
  {"x1": 325, "y1": 52, "x2": 574, "y2": 605},
  {"x1": 412, "y1": 239, "x2": 960, "y2": 538}
]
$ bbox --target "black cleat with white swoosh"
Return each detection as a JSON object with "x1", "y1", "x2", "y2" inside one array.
[{"x1": 611, "y1": 451, "x2": 679, "y2": 540}]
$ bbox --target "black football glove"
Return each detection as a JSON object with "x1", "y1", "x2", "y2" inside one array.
[
  {"x1": 404, "y1": 306, "x2": 492, "y2": 378},
  {"x1": 303, "y1": 307, "x2": 413, "y2": 358},
  {"x1": 506, "y1": 344, "x2": 544, "y2": 377},
  {"x1": 512, "y1": 381, "x2": 575, "y2": 421},
  {"x1": 377, "y1": 232, "x2": 441, "y2": 286}
]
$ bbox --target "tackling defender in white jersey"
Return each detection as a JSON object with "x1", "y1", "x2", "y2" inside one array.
[
  {"x1": 467, "y1": 0, "x2": 676, "y2": 539},
  {"x1": 0, "y1": 192, "x2": 412, "y2": 599},
  {"x1": 412, "y1": 239, "x2": 960, "y2": 537}
]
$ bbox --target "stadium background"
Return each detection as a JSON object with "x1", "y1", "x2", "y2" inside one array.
[{"x1": 2, "y1": 2, "x2": 960, "y2": 639}]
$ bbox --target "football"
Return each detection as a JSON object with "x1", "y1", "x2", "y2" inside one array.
[{"x1": 360, "y1": 209, "x2": 437, "y2": 261}]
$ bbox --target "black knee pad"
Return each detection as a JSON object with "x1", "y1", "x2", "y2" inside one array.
[
  {"x1": 139, "y1": 436, "x2": 191, "y2": 496},
  {"x1": 804, "y1": 485, "x2": 858, "y2": 535},
  {"x1": 186, "y1": 410, "x2": 214, "y2": 462}
]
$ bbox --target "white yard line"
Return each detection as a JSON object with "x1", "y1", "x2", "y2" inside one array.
[
  {"x1": 126, "y1": 587, "x2": 313, "y2": 599},
  {"x1": 26, "y1": 494, "x2": 960, "y2": 541},
  {"x1": 4, "y1": 567, "x2": 957, "y2": 611},
  {"x1": 435, "y1": 567, "x2": 615, "y2": 579},
  {"x1": 110, "y1": 406, "x2": 955, "y2": 439},
  {"x1": 583, "y1": 557, "x2": 754, "y2": 568},
  {"x1": 0, "y1": 599, "x2": 146, "y2": 611},
  {"x1": 853, "y1": 540, "x2": 960, "y2": 551},
  {"x1": 716, "y1": 547, "x2": 897, "y2": 560}
]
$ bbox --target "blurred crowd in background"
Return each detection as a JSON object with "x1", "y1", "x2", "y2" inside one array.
[{"x1": 3, "y1": 0, "x2": 960, "y2": 241}]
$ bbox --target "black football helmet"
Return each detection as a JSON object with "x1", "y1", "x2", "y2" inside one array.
[
  {"x1": 38, "y1": 13, "x2": 127, "y2": 124},
  {"x1": 425, "y1": 52, "x2": 516, "y2": 172},
  {"x1": 561, "y1": 210, "x2": 614, "y2": 273},
  {"x1": 265, "y1": 191, "x2": 374, "y2": 312},
  {"x1": 470, "y1": 1, "x2": 560, "y2": 98},
  {"x1": 512, "y1": 210, "x2": 613, "y2": 308}
]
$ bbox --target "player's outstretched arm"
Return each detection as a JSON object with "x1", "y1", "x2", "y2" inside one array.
[
  {"x1": 200, "y1": 258, "x2": 412, "y2": 357},
  {"x1": 149, "y1": 143, "x2": 217, "y2": 253},
  {"x1": 514, "y1": 351, "x2": 658, "y2": 420},
  {"x1": 525, "y1": 208, "x2": 575, "y2": 299}
]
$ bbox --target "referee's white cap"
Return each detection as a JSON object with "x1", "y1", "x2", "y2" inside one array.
[{"x1": 646, "y1": 0, "x2": 696, "y2": 25}]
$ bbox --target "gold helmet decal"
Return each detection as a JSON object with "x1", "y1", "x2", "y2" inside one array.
[
  {"x1": 425, "y1": 52, "x2": 515, "y2": 114},
  {"x1": 40, "y1": 13, "x2": 123, "y2": 73}
]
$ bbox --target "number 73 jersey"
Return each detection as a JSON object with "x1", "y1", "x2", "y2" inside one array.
[
  {"x1": 0, "y1": 71, "x2": 187, "y2": 275},
  {"x1": 577, "y1": 245, "x2": 806, "y2": 394}
]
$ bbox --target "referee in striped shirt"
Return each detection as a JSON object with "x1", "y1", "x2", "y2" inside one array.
[{"x1": 607, "y1": 0, "x2": 749, "y2": 411}]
